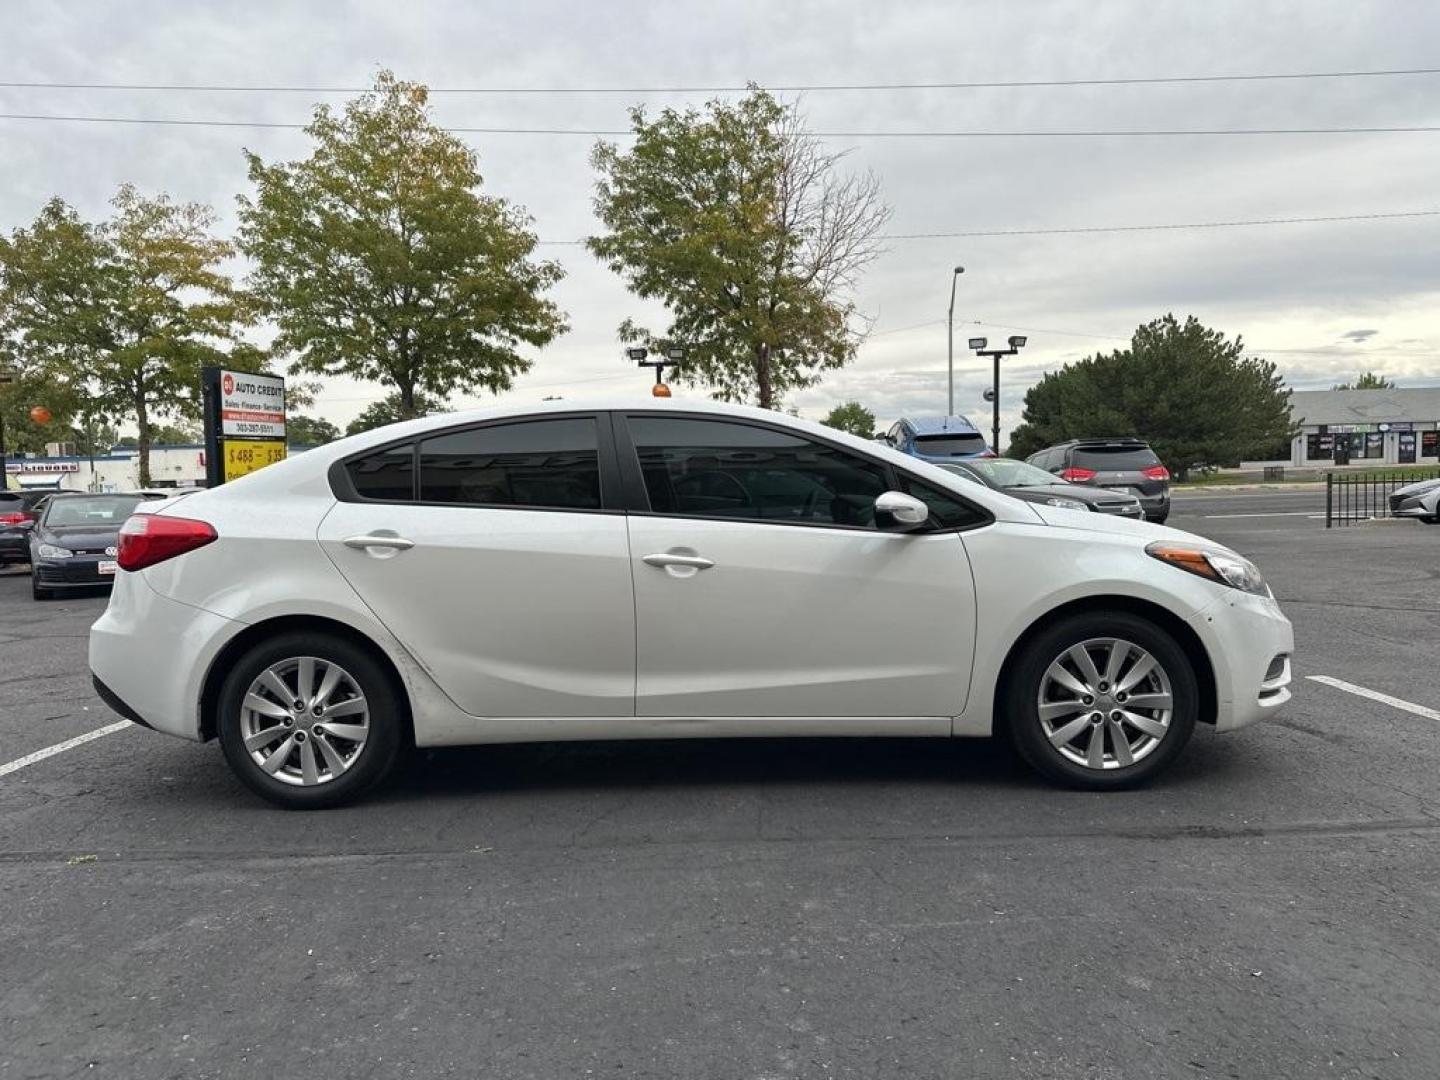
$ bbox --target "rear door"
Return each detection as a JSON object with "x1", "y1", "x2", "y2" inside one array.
[
  {"x1": 617, "y1": 413, "x2": 981, "y2": 721},
  {"x1": 317, "y1": 414, "x2": 636, "y2": 718}
]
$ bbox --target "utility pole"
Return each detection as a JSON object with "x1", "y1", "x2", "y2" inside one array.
[
  {"x1": 968, "y1": 336, "x2": 1028, "y2": 454},
  {"x1": 946, "y1": 266, "x2": 964, "y2": 415},
  {"x1": 0, "y1": 370, "x2": 14, "y2": 490}
]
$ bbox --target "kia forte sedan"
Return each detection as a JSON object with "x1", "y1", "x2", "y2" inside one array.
[{"x1": 90, "y1": 400, "x2": 1293, "y2": 808}]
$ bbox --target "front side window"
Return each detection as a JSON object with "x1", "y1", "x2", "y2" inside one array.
[
  {"x1": 628, "y1": 416, "x2": 888, "y2": 528},
  {"x1": 418, "y1": 418, "x2": 600, "y2": 510},
  {"x1": 897, "y1": 475, "x2": 990, "y2": 529}
]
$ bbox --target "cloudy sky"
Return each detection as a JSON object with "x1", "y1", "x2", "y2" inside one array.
[{"x1": 2, "y1": 0, "x2": 1437, "y2": 439}]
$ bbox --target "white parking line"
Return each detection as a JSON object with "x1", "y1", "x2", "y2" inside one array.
[
  {"x1": 1306, "y1": 676, "x2": 1440, "y2": 722},
  {"x1": 1202, "y1": 511, "x2": 1324, "y2": 519},
  {"x1": 0, "y1": 720, "x2": 132, "y2": 779}
]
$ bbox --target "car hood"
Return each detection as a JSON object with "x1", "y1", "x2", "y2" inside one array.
[
  {"x1": 1026, "y1": 501, "x2": 1217, "y2": 547},
  {"x1": 1392, "y1": 476, "x2": 1440, "y2": 498},
  {"x1": 35, "y1": 525, "x2": 121, "y2": 551},
  {"x1": 1005, "y1": 483, "x2": 1130, "y2": 506}
]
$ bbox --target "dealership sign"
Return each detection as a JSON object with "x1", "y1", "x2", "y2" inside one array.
[
  {"x1": 219, "y1": 369, "x2": 287, "y2": 439},
  {"x1": 202, "y1": 366, "x2": 288, "y2": 485}
]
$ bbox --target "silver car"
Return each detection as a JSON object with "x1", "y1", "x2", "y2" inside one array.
[{"x1": 1388, "y1": 476, "x2": 1440, "y2": 524}]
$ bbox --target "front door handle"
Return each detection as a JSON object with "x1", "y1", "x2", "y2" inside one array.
[
  {"x1": 642, "y1": 552, "x2": 715, "y2": 570},
  {"x1": 343, "y1": 533, "x2": 415, "y2": 551}
]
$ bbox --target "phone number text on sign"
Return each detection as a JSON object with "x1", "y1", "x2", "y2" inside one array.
[{"x1": 223, "y1": 440, "x2": 288, "y2": 481}]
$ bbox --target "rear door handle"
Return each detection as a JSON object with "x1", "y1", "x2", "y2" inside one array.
[
  {"x1": 642, "y1": 553, "x2": 715, "y2": 570},
  {"x1": 343, "y1": 533, "x2": 415, "y2": 551}
]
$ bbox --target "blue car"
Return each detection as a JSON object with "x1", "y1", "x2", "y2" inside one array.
[{"x1": 880, "y1": 415, "x2": 994, "y2": 463}]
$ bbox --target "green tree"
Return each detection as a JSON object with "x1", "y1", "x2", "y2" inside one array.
[
  {"x1": 239, "y1": 71, "x2": 567, "y2": 422},
  {"x1": 0, "y1": 186, "x2": 259, "y2": 484},
  {"x1": 1007, "y1": 314, "x2": 1296, "y2": 479},
  {"x1": 589, "y1": 89, "x2": 889, "y2": 410},
  {"x1": 821, "y1": 401, "x2": 877, "y2": 437},
  {"x1": 287, "y1": 414, "x2": 342, "y2": 446},
  {"x1": 1332, "y1": 371, "x2": 1396, "y2": 390},
  {"x1": 150, "y1": 423, "x2": 202, "y2": 444},
  {"x1": 345, "y1": 390, "x2": 447, "y2": 437},
  {"x1": 0, "y1": 370, "x2": 83, "y2": 454}
]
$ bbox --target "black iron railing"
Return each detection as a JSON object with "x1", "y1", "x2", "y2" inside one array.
[{"x1": 1325, "y1": 469, "x2": 1440, "y2": 527}]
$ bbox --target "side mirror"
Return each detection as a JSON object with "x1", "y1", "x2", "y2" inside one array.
[{"x1": 874, "y1": 490, "x2": 929, "y2": 530}]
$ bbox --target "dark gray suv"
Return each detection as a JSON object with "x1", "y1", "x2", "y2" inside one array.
[{"x1": 1026, "y1": 438, "x2": 1171, "y2": 523}]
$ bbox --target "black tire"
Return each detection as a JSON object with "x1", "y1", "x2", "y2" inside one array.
[
  {"x1": 1147, "y1": 512, "x2": 1169, "y2": 525},
  {"x1": 1423, "y1": 516, "x2": 1439, "y2": 525},
  {"x1": 217, "y1": 631, "x2": 407, "y2": 809},
  {"x1": 32, "y1": 580, "x2": 52, "y2": 601},
  {"x1": 1003, "y1": 611, "x2": 1198, "y2": 790}
]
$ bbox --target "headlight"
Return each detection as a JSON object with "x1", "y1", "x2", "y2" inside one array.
[
  {"x1": 37, "y1": 543, "x2": 74, "y2": 559},
  {"x1": 1146, "y1": 542, "x2": 1270, "y2": 596},
  {"x1": 1042, "y1": 497, "x2": 1087, "y2": 511}
]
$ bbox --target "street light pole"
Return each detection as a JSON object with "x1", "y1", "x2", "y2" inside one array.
[
  {"x1": 0, "y1": 369, "x2": 14, "y2": 489},
  {"x1": 946, "y1": 266, "x2": 964, "y2": 415}
]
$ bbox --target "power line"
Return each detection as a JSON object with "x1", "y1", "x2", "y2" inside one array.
[
  {"x1": 536, "y1": 210, "x2": 1440, "y2": 246},
  {"x1": 2, "y1": 111, "x2": 1440, "y2": 138},
  {"x1": 4, "y1": 67, "x2": 1440, "y2": 94}
]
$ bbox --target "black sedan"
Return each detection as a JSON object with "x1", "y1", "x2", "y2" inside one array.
[
  {"x1": 29, "y1": 493, "x2": 147, "y2": 601},
  {"x1": 940, "y1": 458, "x2": 1145, "y2": 518},
  {"x1": 0, "y1": 490, "x2": 53, "y2": 567}
]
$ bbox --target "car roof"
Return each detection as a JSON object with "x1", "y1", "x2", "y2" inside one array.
[{"x1": 901, "y1": 415, "x2": 983, "y2": 435}]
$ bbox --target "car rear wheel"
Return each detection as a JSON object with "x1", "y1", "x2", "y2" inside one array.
[
  {"x1": 217, "y1": 632, "x2": 407, "y2": 809},
  {"x1": 1004, "y1": 612, "x2": 1197, "y2": 789}
]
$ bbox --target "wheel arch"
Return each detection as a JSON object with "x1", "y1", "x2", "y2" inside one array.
[
  {"x1": 198, "y1": 614, "x2": 415, "y2": 743},
  {"x1": 992, "y1": 595, "x2": 1217, "y2": 734}
]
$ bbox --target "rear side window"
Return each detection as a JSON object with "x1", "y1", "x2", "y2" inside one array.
[
  {"x1": 346, "y1": 444, "x2": 416, "y2": 501},
  {"x1": 628, "y1": 416, "x2": 888, "y2": 528},
  {"x1": 1072, "y1": 445, "x2": 1160, "y2": 471},
  {"x1": 418, "y1": 418, "x2": 600, "y2": 510}
]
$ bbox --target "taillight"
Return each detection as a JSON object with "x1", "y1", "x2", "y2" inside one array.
[
  {"x1": 0, "y1": 511, "x2": 26, "y2": 525},
  {"x1": 1060, "y1": 467, "x2": 1097, "y2": 483},
  {"x1": 1142, "y1": 465, "x2": 1171, "y2": 481},
  {"x1": 117, "y1": 514, "x2": 217, "y2": 571}
]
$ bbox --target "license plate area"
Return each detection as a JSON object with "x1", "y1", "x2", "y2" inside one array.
[{"x1": 98, "y1": 560, "x2": 118, "y2": 575}]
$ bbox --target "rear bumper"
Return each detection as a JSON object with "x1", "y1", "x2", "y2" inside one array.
[
  {"x1": 89, "y1": 572, "x2": 243, "y2": 741},
  {"x1": 0, "y1": 536, "x2": 29, "y2": 563}
]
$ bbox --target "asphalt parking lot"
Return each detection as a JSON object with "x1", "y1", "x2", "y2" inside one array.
[{"x1": 2, "y1": 488, "x2": 1438, "y2": 1080}]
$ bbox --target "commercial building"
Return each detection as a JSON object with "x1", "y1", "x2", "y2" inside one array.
[
  {"x1": 2, "y1": 442, "x2": 309, "y2": 492},
  {"x1": 1282, "y1": 388, "x2": 1440, "y2": 467}
]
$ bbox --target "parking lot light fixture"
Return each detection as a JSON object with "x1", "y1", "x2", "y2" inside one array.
[{"x1": 971, "y1": 336, "x2": 1029, "y2": 454}]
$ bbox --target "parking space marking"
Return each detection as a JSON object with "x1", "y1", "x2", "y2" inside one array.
[
  {"x1": 1306, "y1": 676, "x2": 1440, "y2": 722},
  {"x1": 0, "y1": 720, "x2": 132, "y2": 779},
  {"x1": 1202, "y1": 511, "x2": 1326, "y2": 519}
]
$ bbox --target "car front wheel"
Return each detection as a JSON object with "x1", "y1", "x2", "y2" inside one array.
[
  {"x1": 1004, "y1": 612, "x2": 1197, "y2": 789},
  {"x1": 217, "y1": 632, "x2": 407, "y2": 809}
]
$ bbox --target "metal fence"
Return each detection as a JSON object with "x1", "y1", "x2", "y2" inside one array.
[{"x1": 1325, "y1": 468, "x2": 1440, "y2": 527}]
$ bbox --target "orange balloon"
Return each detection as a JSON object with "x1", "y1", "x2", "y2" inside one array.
[
  {"x1": 652, "y1": 383, "x2": 672, "y2": 398},
  {"x1": 29, "y1": 406, "x2": 52, "y2": 425}
]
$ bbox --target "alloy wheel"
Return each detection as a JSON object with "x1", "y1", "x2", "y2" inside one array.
[
  {"x1": 239, "y1": 657, "x2": 370, "y2": 787},
  {"x1": 1036, "y1": 637, "x2": 1174, "y2": 770}
]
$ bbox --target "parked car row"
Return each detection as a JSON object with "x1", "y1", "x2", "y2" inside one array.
[{"x1": 878, "y1": 417, "x2": 1171, "y2": 524}]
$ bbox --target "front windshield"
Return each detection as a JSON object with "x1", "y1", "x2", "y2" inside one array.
[
  {"x1": 43, "y1": 496, "x2": 144, "y2": 527},
  {"x1": 961, "y1": 458, "x2": 1063, "y2": 488}
]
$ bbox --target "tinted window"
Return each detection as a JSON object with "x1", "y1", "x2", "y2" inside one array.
[
  {"x1": 1072, "y1": 445, "x2": 1160, "y2": 471},
  {"x1": 898, "y1": 475, "x2": 990, "y2": 529},
  {"x1": 347, "y1": 444, "x2": 415, "y2": 501},
  {"x1": 915, "y1": 433, "x2": 988, "y2": 456},
  {"x1": 418, "y1": 418, "x2": 600, "y2": 510},
  {"x1": 629, "y1": 417, "x2": 888, "y2": 528}
]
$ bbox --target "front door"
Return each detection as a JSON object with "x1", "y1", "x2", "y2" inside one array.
[
  {"x1": 317, "y1": 415, "x2": 636, "y2": 718},
  {"x1": 619, "y1": 414, "x2": 979, "y2": 719}
]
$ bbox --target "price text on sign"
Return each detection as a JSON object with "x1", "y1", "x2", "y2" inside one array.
[{"x1": 223, "y1": 440, "x2": 287, "y2": 481}]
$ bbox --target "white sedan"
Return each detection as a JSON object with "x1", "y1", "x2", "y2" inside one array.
[{"x1": 90, "y1": 399, "x2": 1293, "y2": 808}]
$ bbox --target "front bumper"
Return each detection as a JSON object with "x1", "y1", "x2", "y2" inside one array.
[
  {"x1": 1186, "y1": 589, "x2": 1294, "y2": 731},
  {"x1": 1390, "y1": 494, "x2": 1437, "y2": 518},
  {"x1": 34, "y1": 556, "x2": 118, "y2": 588}
]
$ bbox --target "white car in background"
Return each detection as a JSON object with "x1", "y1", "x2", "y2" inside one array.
[
  {"x1": 1389, "y1": 476, "x2": 1440, "y2": 524},
  {"x1": 90, "y1": 399, "x2": 1294, "y2": 808}
]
